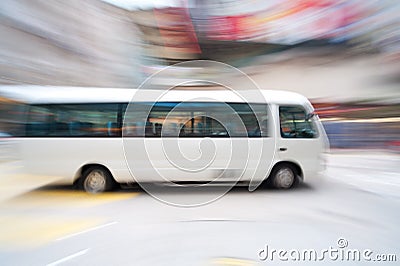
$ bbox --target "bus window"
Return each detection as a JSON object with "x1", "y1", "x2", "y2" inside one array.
[
  {"x1": 123, "y1": 102, "x2": 269, "y2": 138},
  {"x1": 279, "y1": 106, "x2": 317, "y2": 138},
  {"x1": 25, "y1": 104, "x2": 120, "y2": 137},
  {"x1": 0, "y1": 98, "x2": 25, "y2": 136},
  {"x1": 26, "y1": 106, "x2": 52, "y2": 136},
  {"x1": 230, "y1": 103, "x2": 269, "y2": 137}
]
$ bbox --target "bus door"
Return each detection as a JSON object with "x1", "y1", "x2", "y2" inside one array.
[{"x1": 277, "y1": 105, "x2": 323, "y2": 177}]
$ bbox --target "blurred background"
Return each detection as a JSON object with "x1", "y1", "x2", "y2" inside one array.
[
  {"x1": 0, "y1": 0, "x2": 399, "y2": 149},
  {"x1": 0, "y1": 2, "x2": 400, "y2": 264}
]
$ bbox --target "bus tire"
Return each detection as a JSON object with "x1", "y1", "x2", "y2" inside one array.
[
  {"x1": 270, "y1": 163, "x2": 296, "y2": 189},
  {"x1": 80, "y1": 166, "x2": 115, "y2": 193}
]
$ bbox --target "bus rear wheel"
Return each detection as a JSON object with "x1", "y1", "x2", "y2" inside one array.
[
  {"x1": 270, "y1": 163, "x2": 296, "y2": 189},
  {"x1": 81, "y1": 166, "x2": 115, "y2": 193}
]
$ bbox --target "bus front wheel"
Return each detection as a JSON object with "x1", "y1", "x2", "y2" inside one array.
[
  {"x1": 80, "y1": 166, "x2": 115, "y2": 193},
  {"x1": 270, "y1": 163, "x2": 296, "y2": 189}
]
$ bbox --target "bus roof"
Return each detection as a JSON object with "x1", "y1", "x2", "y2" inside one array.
[{"x1": 0, "y1": 85, "x2": 311, "y2": 107}]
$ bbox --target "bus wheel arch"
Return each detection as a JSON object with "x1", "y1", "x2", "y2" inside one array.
[
  {"x1": 77, "y1": 164, "x2": 117, "y2": 193},
  {"x1": 268, "y1": 161, "x2": 302, "y2": 189}
]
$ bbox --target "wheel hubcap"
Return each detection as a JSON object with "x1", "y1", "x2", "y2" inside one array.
[
  {"x1": 275, "y1": 168, "x2": 295, "y2": 188},
  {"x1": 84, "y1": 170, "x2": 106, "y2": 193}
]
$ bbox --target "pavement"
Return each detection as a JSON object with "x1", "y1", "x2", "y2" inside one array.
[{"x1": 0, "y1": 150, "x2": 399, "y2": 265}]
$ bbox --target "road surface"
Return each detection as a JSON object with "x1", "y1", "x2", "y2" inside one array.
[{"x1": 0, "y1": 151, "x2": 399, "y2": 265}]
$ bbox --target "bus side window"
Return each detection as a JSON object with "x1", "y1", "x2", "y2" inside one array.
[
  {"x1": 279, "y1": 106, "x2": 317, "y2": 138},
  {"x1": 107, "y1": 121, "x2": 118, "y2": 137},
  {"x1": 26, "y1": 106, "x2": 51, "y2": 136},
  {"x1": 26, "y1": 122, "x2": 49, "y2": 136},
  {"x1": 122, "y1": 102, "x2": 269, "y2": 138}
]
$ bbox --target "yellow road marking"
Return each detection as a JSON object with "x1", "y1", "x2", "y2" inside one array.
[
  {"x1": 211, "y1": 257, "x2": 258, "y2": 266},
  {"x1": 0, "y1": 172, "x2": 62, "y2": 202},
  {"x1": 0, "y1": 189, "x2": 139, "y2": 250},
  {"x1": 4, "y1": 190, "x2": 139, "y2": 208}
]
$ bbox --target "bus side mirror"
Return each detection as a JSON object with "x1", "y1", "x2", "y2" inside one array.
[{"x1": 305, "y1": 112, "x2": 315, "y2": 121}]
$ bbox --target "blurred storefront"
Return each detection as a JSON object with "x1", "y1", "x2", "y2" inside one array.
[
  {"x1": 314, "y1": 102, "x2": 400, "y2": 149},
  {"x1": 0, "y1": 0, "x2": 142, "y2": 87}
]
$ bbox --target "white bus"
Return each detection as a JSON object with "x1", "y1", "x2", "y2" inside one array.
[{"x1": 0, "y1": 86, "x2": 329, "y2": 193}]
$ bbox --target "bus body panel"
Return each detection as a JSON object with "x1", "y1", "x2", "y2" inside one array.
[
  {"x1": 18, "y1": 138, "x2": 129, "y2": 185},
  {"x1": 122, "y1": 137, "x2": 275, "y2": 183},
  {"x1": 18, "y1": 137, "x2": 277, "y2": 185}
]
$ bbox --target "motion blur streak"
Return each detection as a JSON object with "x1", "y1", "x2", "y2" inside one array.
[
  {"x1": 0, "y1": 1, "x2": 399, "y2": 265},
  {"x1": 0, "y1": 0, "x2": 142, "y2": 87},
  {"x1": 1, "y1": 0, "x2": 399, "y2": 150}
]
